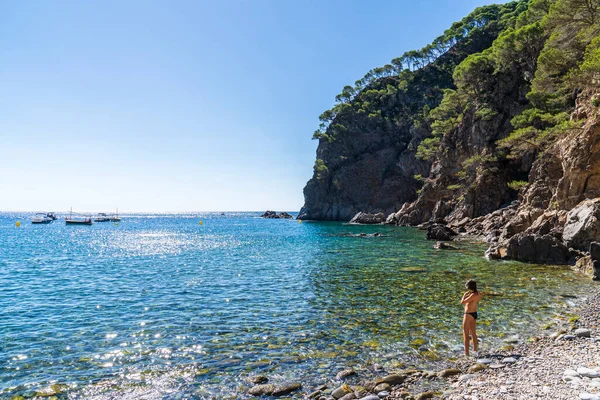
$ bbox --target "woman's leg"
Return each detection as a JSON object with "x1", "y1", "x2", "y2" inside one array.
[
  {"x1": 470, "y1": 318, "x2": 478, "y2": 353},
  {"x1": 462, "y1": 314, "x2": 470, "y2": 356}
]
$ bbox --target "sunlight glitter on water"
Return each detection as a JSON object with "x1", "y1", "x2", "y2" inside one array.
[{"x1": 0, "y1": 212, "x2": 596, "y2": 399}]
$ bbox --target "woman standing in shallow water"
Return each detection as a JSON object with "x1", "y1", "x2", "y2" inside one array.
[{"x1": 461, "y1": 280, "x2": 482, "y2": 356}]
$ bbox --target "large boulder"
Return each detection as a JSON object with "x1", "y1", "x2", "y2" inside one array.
[
  {"x1": 350, "y1": 212, "x2": 385, "y2": 224},
  {"x1": 505, "y1": 233, "x2": 575, "y2": 264},
  {"x1": 426, "y1": 224, "x2": 457, "y2": 241},
  {"x1": 562, "y1": 199, "x2": 600, "y2": 251}
]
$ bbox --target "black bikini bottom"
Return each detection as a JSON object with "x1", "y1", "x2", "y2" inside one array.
[{"x1": 465, "y1": 312, "x2": 478, "y2": 320}]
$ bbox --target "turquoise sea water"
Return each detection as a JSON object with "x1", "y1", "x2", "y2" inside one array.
[{"x1": 0, "y1": 212, "x2": 595, "y2": 399}]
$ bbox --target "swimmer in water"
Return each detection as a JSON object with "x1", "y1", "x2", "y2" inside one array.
[{"x1": 461, "y1": 279, "x2": 482, "y2": 357}]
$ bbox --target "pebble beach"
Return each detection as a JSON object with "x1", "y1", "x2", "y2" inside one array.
[{"x1": 298, "y1": 288, "x2": 600, "y2": 400}]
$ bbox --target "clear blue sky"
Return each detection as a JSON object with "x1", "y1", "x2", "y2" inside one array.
[{"x1": 0, "y1": 0, "x2": 507, "y2": 212}]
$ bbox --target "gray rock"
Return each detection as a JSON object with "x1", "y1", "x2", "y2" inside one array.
[
  {"x1": 437, "y1": 368, "x2": 461, "y2": 377},
  {"x1": 563, "y1": 199, "x2": 600, "y2": 251},
  {"x1": 358, "y1": 396, "x2": 380, "y2": 400},
  {"x1": 261, "y1": 211, "x2": 293, "y2": 219},
  {"x1": 563, "y1": 334, "x2": 577, "y2": 340},
  {"x1": 373, "y1": 382, "x2": 390, "y2": 393},
  {"x1": 427, "y1": 224, "x2": 457, "y2": 241},
  {"x1": 248, "y1": 383, "x2": 276, "y2": 396},
  {"x1": 476, "y1": 358, "x2": 493, "y2": 365},
  {"x1": 433, "y1": 241, "x2": 458, "y2": 250},
  {"x1": 502, "y1": 357, "x2": 517, "y2": 363},
  {"x1": 350, "y1": 212, "x2": 385, "y2": 224},
  {"x1": 272, "y1": 382, "x2": 302, "y2": 396},
  {"x1": 575, "y1": 328, "x2": 592, "y2": 337},
  {"x1": 377, "y1": 391, "x2": 389, "y2": 398},
  {"x1": 467, "y1": 363, "x2": 488, "y2": 373},
  {"x1": 332, "y1": 385, "x2": 352, "y2": 399},
  {"x1": 339, "y1": 393, "x2": 356, "y2": 400},
  {"x1": 579, "y1": 393, "x2": 600, "y2": 400},
  {"x1": 335, "y1": 369, "x2": 356, "y2": 380},
  {"x1": 489, "y1": 363, "x2": 506, "y2": 369},
  {"x1": 376, "y1": 373, "x2": 407, "y2": 385},
  {"x1": 458, "y1": 374, "x2": 477, "y2": 381},
  {"x1": 577, "y1": 367, "x2": 600, "y2": 378},
  {"x1": 505, "y1": 233, "x2": 574, "y2": 264}
]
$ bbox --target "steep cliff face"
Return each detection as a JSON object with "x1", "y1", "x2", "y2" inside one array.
[
  {"x1": 298, "y1": 3, "x2": 521, "y2": 221},
  {"x1": 485, "y1": 90, "x2": 600, "y2": 265}
]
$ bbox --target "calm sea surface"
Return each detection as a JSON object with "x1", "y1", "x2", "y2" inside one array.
[{"x1": 0, "y1": 212, "x2": 594, "y2": 398}]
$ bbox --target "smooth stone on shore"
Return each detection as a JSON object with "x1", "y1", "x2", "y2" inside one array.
[
  {"x1": 358, "y1": 395, "x2": 380, "y2": 400},
  {"x1": 565, "y1": 376, "x2": 583, "y2": 383},
  {"x1": 339, "y1": 393, "x2": 356, "y2": 400},
  {"x1": 575, "y1": 328, "x2": 592, "y2": 337},
  {"x1": 336, "y1": 369, "x2": 357, "y2": 380},
  {"x1": 489, "y1": 363, "x2": 506, "y2": 369},
  {"x1": 438, "y1": 368, "x2": 461, "y2": 377},
  {"x1": 377, "y1": 373, "x2": 407, "y2": 385},
  {"x1": 580, "y1": 393, "x2": 600, "y2": 400},
  {"x1": 308, "y1": 390, "x2": 323, "y2": 399},
  {"x1": 248, "y1": 383, "x2": 276, "y2": 396},
  {"x1": 577, "y1": 367, "x2": 600, "y2": 378},
  {"x1": 373, "y1": 383, "x2": 390, "y2": 393},
  {"x1": 332, "y1": 385, "x2": 352, "y2": 399},
  {"x1": 377, "y1": 391, "x2": 389, "y2": 398},
  {"x1": 476, "y1": 358, "x2": 493, "y2": 365},
  {"x1": 563, "y1": 334, "x2": 577, "y2": 340},
  {"x1": 565, "y1": 369, "x2": 581, "y2": 377},
  {"x1": 502, "y1": 357, "x2": 517, "y2": 363},
  {"x1": 272, "y1": 382, "x2": 302, "y2": 396},
  {"x1": 458, "y1": 374, "x2": 477, "y2": 381},
  {"x1": 467, "y1": 363, "x2": 488, "y2": 373}
]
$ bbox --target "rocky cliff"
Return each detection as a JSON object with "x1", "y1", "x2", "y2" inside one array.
[
  {"x1": 298, "y1": 2, "x2": 524, "y2": 221},
  {"x1": 300, "y1": 0, "x2": 600, "y2": 275}
]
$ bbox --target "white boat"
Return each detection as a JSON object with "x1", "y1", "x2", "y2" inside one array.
[
  {"x1": 31, "y1": 213, "x2": 53, "y2": 224},
  {"x1": 94, "y1": 213, "x2": 111, "y2": 222}
]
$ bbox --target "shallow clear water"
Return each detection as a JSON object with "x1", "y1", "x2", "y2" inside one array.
[{"x1": 0, "y1": 212, "x2": 594, "y2": 398}]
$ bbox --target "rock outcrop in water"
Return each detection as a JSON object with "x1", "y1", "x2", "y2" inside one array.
[
  {"x1": 300, "y1": 0, "x2": 600, "y2": 276},
  {"x1": 261, "y1": 211, "x2": 293, "y2": 219}
]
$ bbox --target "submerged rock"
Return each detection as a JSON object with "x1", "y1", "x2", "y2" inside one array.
[
  {"x1": 335, "y1": 369, "x2": 356, "y2": 380},
  {"x1": 433, "y1": 241, "x2": 458, "y2": 250}
]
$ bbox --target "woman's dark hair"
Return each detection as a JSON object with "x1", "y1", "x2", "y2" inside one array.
[{"x1": 466, "y1": 280, "x2": 478, "y2": 293}]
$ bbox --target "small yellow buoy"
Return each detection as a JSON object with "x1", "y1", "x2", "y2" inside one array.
[
  {"x1": 16, "y1": 221, "x2": 21, "y2": 227},
  {"x1": 298, "y1": 219, "x2": 302, "y2": 223},
  {"x1": 199, "y1": 220, "x2": 203, "y2": 225}
]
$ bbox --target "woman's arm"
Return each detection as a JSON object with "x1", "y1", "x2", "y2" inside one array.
[{"x1": 461, "y1": 292, "x2": 475, "y2": 305}]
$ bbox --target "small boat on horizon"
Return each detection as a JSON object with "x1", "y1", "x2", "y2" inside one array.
[
  {"x1": 65, "y1": 208, "x2": 93, "y2": 225},
  {"x1": 110, "y1": 208, "x2": 121, "y2": 222},
  {"x1": 94, "y1": 213, "x2": 111, "y2": 222},
  {"x1": 31, "y1": 213, "x2": 53, "y2": 224}
]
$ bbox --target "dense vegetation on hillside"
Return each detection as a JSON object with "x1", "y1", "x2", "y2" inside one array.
[{"x1": 302, "y1": 0, "x2": 600, "y2": 223}]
